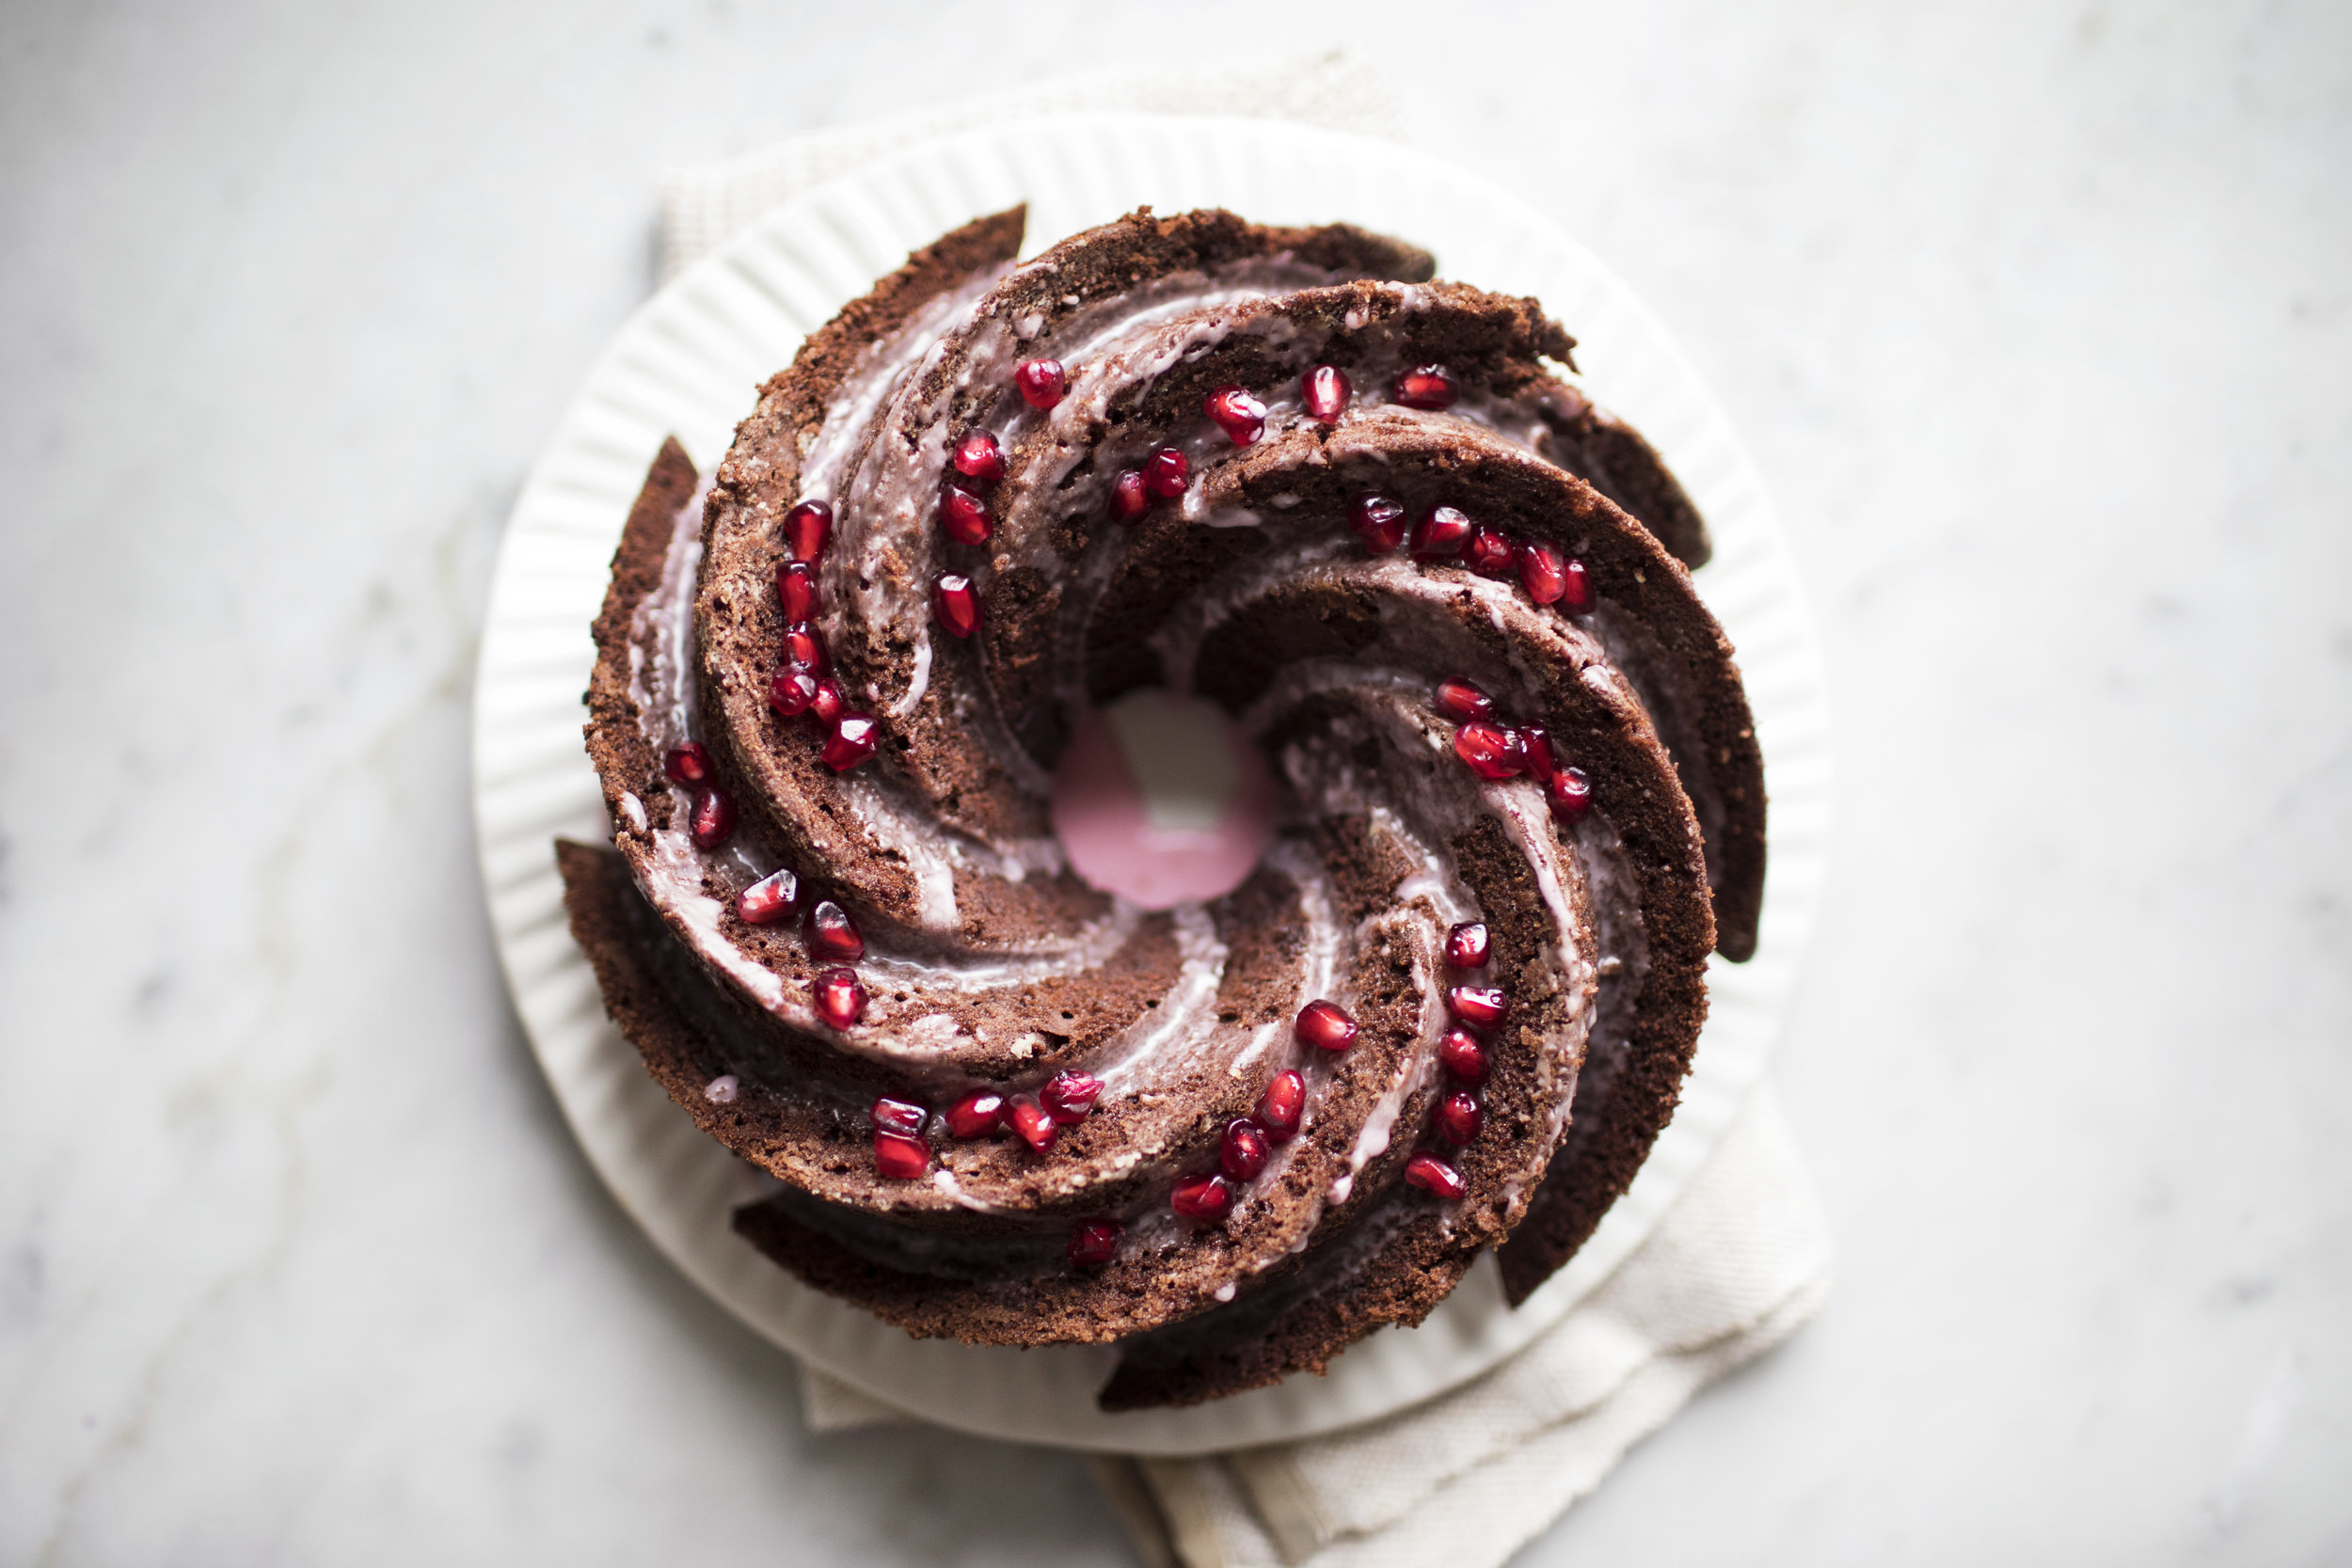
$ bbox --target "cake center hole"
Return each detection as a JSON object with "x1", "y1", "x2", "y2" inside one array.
[{"x1": 1050, "y1": 689, "x2": 1276, "y2": 911}]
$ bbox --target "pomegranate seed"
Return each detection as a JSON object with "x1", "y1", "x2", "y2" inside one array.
[
  {"x1": 1221, "y1": 1118, "x2": 1271, "y2": 1182},
  {"x1": 1014, "y1": 357, "x2": 1067, "y2": 409},
  {"x1": 1519, "y1": 725, "x2": 1557, "y2": 783},
  {"x1": 807, "y1": 899, "x2": 865, "y2": 961},
  {"x1": 1410, "y1": 505, "x2": 1473, "y2": 562},
  {"x1": 737, "y1": 867, "x2": 803, "y2": 926},
  {"x1": 1549, "y1": 766, "x2": 1594, "y2": 823},
  {"x1": 690, "y1": 785, "x2": 735, "y2": 848},
  {"x1": 1435, "y1": 1091, "x2": 1483, "y2": 1147},
  {"x1": 1445, "y1": 922, "x2": 1491, "y2": 969},
  {"x1": 814, "y1": 967, "x2": 866, "y2": 1029},
  {"x1": 1111, "y1": 468, "x2": 1151, "y2": 524},
  {"x1": 870, "y1": 1096, "x2": 927, "y2": 1138},
  {"x1": 784, "y1": 499, "x2": 833, "y2": 563},
  {"x1": 1466, "y1": 526, "x2": 1518, "y2": 578},
  {"x1": 1435, "y1": 676, "x2": 1493, "y2": 722},
  {"x1": 1302, "y1": 363, "x2": 1351, "y2": 421},
  {"x1": 1454, "y1": 721, "x2": 1527, "y2": 781},
  {"x1": 1295, "y1": 1000, "x2": 1359, "y2": 1053},
  {"x1": 808, "y1": 678, "x2": 847, "y2": 727},
  {"x1": 952, "y1": 429, "x2": 1007, "y2": 483},
  {"x1": 1518, "y1": 540, "x2": 1568, "y2": 606},
  {"x1": 1006, "y1": 1095, "x2": 1057, "y2": 1152},
  {"x1": 1438, "y1": 1028, "x2": 1490, "y2": 1085},
  {"x1": 822, "y1": 713, "x2": 880, "y2": 771},
  {"x1": 946, "y1": 1091, "x2": 1005, "y2": 1138},
  {"x1": 1449, "y1": 984, "x2": 1508, "y2": 1030},
  {"x1": 1351, "y1": 493, "x2": 1407, "y2": 554},
  {"x1": 873, "y1": 1131, "x2": 929, "y2": 1180},
  {"x1": 1041, "y1": 1070, "x2": 1104, "y2": 1125},
  {"x1": 1557, "y1": 557, "x2": 1595, "y2": 614},
  {"x1": 1404, "y1": 1151, "x2": 1468, "y2": 1198},
  {"x1": 1392, "y1": 365, "x2": 1458, "y2": 410},
  {"x1": 1204, "y1": 385, "x2": 1267, "y2": 446},
  {"x1": 1143, "y1": 446, "x2": 1189, "y2": 499},
  {"x1": 776, "y1": 560, "x2": 820, "y2": 622},
  {"x1": 932, "y1": 573, "x2": 981, "y2": 639},
  {"x1": 938, "y1": 484, "x2": 993, "y2": 546},
  {"x1": 1171, "y1": 1172, "x2": 1234, "y2": 1221},
  {"x1": 664, "y1": 741, "x2": 713, "y2": 784},
  {"x1": 1257, "y1": 1069, "x2": 1305, "y2": 1140},
  {"x1": 1069, "y1": 1217, "x2": 1123, "y2": 1269},
  {"x1": 769, "y1": 667, "x2": 818, "y2": 718},
  {"x1": 782, "y1": 620, "x2": 829, "y2": 675}
]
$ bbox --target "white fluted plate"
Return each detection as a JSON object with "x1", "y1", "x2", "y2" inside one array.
[{"x1": 471, "y1": 114, "x2": 1832, "y2": 1456}]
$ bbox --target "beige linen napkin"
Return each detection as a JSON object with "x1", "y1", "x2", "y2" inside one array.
[{"x1": 659, "y1": 56, "x2": 1833, "y2": 1565}]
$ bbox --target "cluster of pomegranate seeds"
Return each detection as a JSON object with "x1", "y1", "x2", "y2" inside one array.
[
  {"x1": 1465, "y1": 526, "x2": 1518, "y2": 578},
  {"x1": 737, "y1": 867, "x2": 803, "y2": 926},
  {"x1": 946, "y1": 1090, "x2": 1004, "y2": 1138},
  {"x1": 1435, "y1": 1090, "x2": 1484, "y2": 1147},
  {"x1": 689, "y1": 785, "x2": 736, "y2": 848},
  {"x1": 1006, "y1": 1096, "x2": 1058, "y2": 1153},
  {"x1": 1221, "y1": 1118, "x2": 1272, "y2": 1181},
  {"x1": 1171, "y1": 1172, "x2": 1235, "y2": 1222},
  {"x1": 1110, "y1": 468, "x2": 1152, "y2": 525},
  {"x1": 783, "y1": 499, "x2": 833, "y2": 563},
  {"x1": 1434, "y1": 678, "x2": 1592, "y2": 824},
  {"x1": 1143, "y1": 446, "x2": 1189, "y2": 499},
  {"x1": 1041, "y1": 1070, "x2": 1104, "y2": 1125},
  {"x1": 1409, "y1": 504, "x2": 1473, "y2": 562},
  {"x1": 1517, "y1": 541, "x2": 1591, "y2": 611},
  {"x1": 1437, "y1": 1027, "x2": 1489, "y2": 1085},
  {"x1": 1204, "y1": 385, "x2": 1268, "y2": 446},
  {"x1": 1549, "y1": 766, "x2": 1594, "y2": 822},
  {"x1": 1014, "y1": 357, "x2": 1067, "y2": 409},
  {"x1": 1351, "y1": 494, "x2": 1407, "y2": 553},
  {"x1": 814, "y1": 967, "x2": 866, "y2": 1029},
  {"x1": 1453, "y1": 720, "x2": 1529, "y2": 781},
  {"x1": 821, "y1": 714, "x2": 881, "y2": 771},
  {"x1": 1069, "y1": 1217, "x2": 1123, "y2": 1269},
  {"x1": 1404, "y1": 1151, "x2": 1468, "y2": 1199},
  {"x1": 1449, "y1": 984, "x2": 1508, "y2": 1030},
  {"x1": 1434, "y1": 677, "x2": 1494, "y2": 723},
  {"x1": 1392, "y1": 364, "x2": 1459, "y2": 410},
  {"x1": 1295, "y1": 1000, "x2": 1359, "y2": 1053},
  {"x1": 952, "y1": 429, "x2": 1007, "y2": 483},
  {"x1": 938, "y1": 484, "x2": 993, "y2": 546},
  {"x1": 806, "y1": 899, "x2": 865, "y2": 961},
  {"x1": 663, "y1": 742, "x2": 713, "y2": 784},
  {"x1": 932, "y1": 574, "x2": 982, "y2": 639},
  {"x1": 1303, "y1": 363, "x2": 1352, "y2": 421},
  {"x1": 1444, "y1": 921, "x2": 1491, "y2": 970},
  {"x1": 776, "y1": 561, "x2": 820, "y2": 622},
  {"x1": 1258, "y1": 1069, "x2": 1305, "y2": 1140}
]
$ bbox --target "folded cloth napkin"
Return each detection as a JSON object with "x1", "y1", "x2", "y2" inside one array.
[{"x1": 659, "y1": 56, "x2": 1834, "y2": 1565}]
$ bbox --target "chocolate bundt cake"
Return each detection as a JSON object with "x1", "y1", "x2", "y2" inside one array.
[{"x1": 557, "y1": 205, "x2": 1766, "y2": 1409}]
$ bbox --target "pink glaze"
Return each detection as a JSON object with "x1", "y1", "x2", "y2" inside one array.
[{"x1": 1050, "y1": 689, "x2": 1275, "y2": 910}]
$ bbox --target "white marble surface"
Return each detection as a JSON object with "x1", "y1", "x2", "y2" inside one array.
[{"x1": 2, "y1": 1, "x2": 2346, "y2": 1561}]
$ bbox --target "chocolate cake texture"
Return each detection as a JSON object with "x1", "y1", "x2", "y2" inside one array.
[{"x1": 558, "y1": 205, "x2": 1766, "y2": 1408}]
